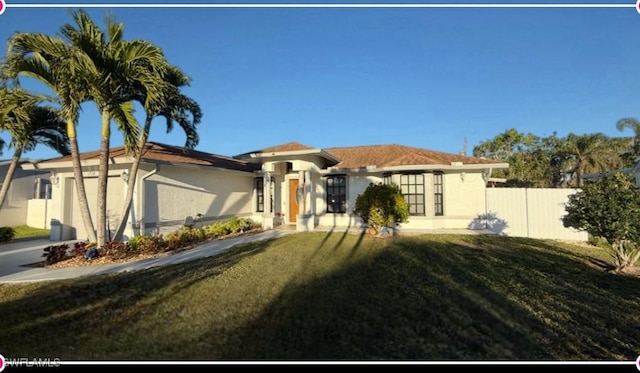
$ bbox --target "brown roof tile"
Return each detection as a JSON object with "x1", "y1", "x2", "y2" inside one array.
[
  {"x1": 258, "y1": 142, "x2": 316, "y2": 153},
  {"x1": 39, "y1": 142, "x2": 259, "y2": 173},
  {"x1": 325, "y1": 144, "x2": 502, "y2": 168}
]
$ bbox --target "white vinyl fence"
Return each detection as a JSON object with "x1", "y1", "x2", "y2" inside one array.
[{"x1": 481, "y1": 188, "x2": 588, "y2": 241}]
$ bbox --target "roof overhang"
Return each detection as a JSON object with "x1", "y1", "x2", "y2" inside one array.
[
  {"x1": 318, "y1": 162, "x2": 509, "y2": 174},
  {"x1": 238, "y1": 148, "x2": 341, "y2": 164},
  {"x1": 23, "y1": 157, "x2": 257, "y2": 175}
]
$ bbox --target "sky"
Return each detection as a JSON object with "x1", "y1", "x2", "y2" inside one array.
[{"x1": 1, "y1": 0, "x2": 640, "y2": 161}]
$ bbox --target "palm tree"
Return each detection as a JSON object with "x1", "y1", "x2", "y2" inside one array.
[
  {"x1": 2, "y1": 28, "x2": 99, "y2": 243},
  {"x1": 58, "y1": 9, "x2": 169, "y2": 248},
  {"x1": 562, "y1": 133, "x2": 626, "y2": 187},
  {"x1": 616, "y1": 117, "x2": 640, "y2": 165},
  {"x1": 0, "y1": 87, "x2": 69, "y2": 211},
  {"x1": 112, "y1": 64, "x2": 202, "y2": 240}
]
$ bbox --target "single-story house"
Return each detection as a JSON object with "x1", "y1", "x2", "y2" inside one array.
[
  {"x1": 0, "y1": 159, "x2": 52, "y2": 228},
  {"x1": 24, "y1": 141, "x2": 509, "y2": 241},
  {"x1": 582, "y1": 161, "x2": 640, "y2": 186}
]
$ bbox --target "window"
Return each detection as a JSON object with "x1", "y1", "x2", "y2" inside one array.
[
  {"x1": 34, "y1": 178, "x2": 52, "y2": 200},
  {"x1": 434, "y1": 172, "x2": 444, "y2": 216},
  {"x1": 326, "y1": 175, "x2": 346, "y2": 213},
  {"x1": 256, "y1": 178, "x2": 273, "y2": 213},
  {"x1": 400, "y1": 173, "x2": 425, "y2": 216},
  {"x1": 382, "y1": 173, "x2": 392, "y2": 185}
]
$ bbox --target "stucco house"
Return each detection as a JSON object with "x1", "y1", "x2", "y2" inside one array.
[
  {"x1": 582, "y1": 161, "x2": 640, "y2": 187},
  {"x1": 0, "y1": 159, "x2": 52, "y2": 228},
  {"x1": 24, "y1": 141, "x2": 508, "y2": 241}
]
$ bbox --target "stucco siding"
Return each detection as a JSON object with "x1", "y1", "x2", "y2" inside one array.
[
  {"x1": 442, "y1": 171, "x2": 487, "y2": 218},
  {"x1": 26, "y1": 199, "x2": 51, "y2": 229},
  {"x1": 0, "y1": 168, "x2": 49, "y2": 227},
  {"x1": 143, "y1": 166, "x2": 254, "y2": 235},
  {"x1": 69, "y1": 176, "x2": 126, "y2": 241}
]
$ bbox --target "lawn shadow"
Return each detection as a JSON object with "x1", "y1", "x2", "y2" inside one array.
[
  {"x1": 208, "y1": 233, "x2": 640, "y2": 361},
  {"x1": 0, "y1": 238, "x2": 277, "y2": 358}
]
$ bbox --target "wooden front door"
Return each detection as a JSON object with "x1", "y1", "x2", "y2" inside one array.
[{"x1": 289, "y1": 179, "x2": 299, "y2": 223}]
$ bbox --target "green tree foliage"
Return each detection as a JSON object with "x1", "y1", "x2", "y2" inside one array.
[
  {"x1": 615, "y1": 117, "x2": 640, "y2": 164},
  {"x1": 354, "y1": 183, "x2": 409, "y2": 234},
  {"x1": 0, "y1": 87, "x2": 69, "y2": 212},
  {"x1": 474, "y1": 128, "x2": 630, "y2": 188},
  {"x1": 2, "y1": 9, "x2": 184, "y2": 248},
  {"x1": 562, "y1": 172, "x2": 640, "y2": 272},
  {"x1": 112, "y1": 63, "x2": 202, "y2": 240},
  {"x1": 559, "y1": 133, "x2": 627, "y2": 187},
  {"x1": 473, "y1": 128, "x2": 562, "y2": 187}
]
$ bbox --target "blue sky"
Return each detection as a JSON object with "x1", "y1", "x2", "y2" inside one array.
[{"x1": 1, "y1": 1, "x2": 640, "y2": 160}]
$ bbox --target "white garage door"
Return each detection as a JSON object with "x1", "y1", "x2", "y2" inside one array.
[{"x1": 70, "y1": 176, "x2": 124, "y2": 242}]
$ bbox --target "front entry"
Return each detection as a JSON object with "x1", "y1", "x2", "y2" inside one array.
[{"x1": 289, "y1": 179, "x2": 299, "y2": 223}]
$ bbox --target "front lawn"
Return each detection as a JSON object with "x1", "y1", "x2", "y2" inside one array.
[
  {"x1": 11, "y1": 225, "x2": 50, "y2": 240},
  {"x1": 0, "y1": 232, "x2": 638, "y2": 361}
]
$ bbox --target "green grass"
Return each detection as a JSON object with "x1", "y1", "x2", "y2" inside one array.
[
  {"x1": 11, "y1": 225, "x2": 50, "y2": 240},
  {"x1": 0, "y1": 231, "x2": 638, "y2": 361}
]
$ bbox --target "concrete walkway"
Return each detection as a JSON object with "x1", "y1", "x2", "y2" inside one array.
[{"x1": 0, "y1": 229, "x2": 295, "y2": 284}]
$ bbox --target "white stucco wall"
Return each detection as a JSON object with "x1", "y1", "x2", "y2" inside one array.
[
  {"x1": 46, "y1": 166, "x2": 130, "y2": 241},
  {"x1": 306, "y1": 169, "x2": 488, "y2": 231},
  {"x1": 398, "y1": 170, "x2": 487, "y2": 230},
  {"x1": 315, "y1": 172, "x2": 381, "y2": 228},
  {"x1": 0, "y1": 168, "x2": 49, "y2": 227},
  {"x1": 142, "y1": 165, "x2": 255, "y2": 235},
  {"x1": 26, "y1": 199, "x2": 51, "y2": 229}
]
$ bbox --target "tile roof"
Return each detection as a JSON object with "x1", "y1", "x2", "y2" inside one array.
[
  {"x1": 325, "y1": 144, "x2": 502, "y2": 168},
  {"x1": 38, "y1": 142, "x2": 259, "y2": 173},
  {"x1": 257, "y1": 142, "x2": 316, "y2": 153}
]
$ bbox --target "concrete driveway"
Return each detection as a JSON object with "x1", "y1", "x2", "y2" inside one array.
[{"x1": 0, "y1": 229, "x2": 295, "y2": 284}]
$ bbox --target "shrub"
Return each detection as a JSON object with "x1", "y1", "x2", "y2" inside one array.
[
  {"x1": 100, "y1": 241, "x2": 131, "y2": 260},
  {"x1": 70, "y1": 242, "x2": 90, "y2": 257},
  {"x1": 354, "y1": 182, "x2": 409, "y2": 234},
  {"x1": 0, "y1": 226, "x2": 15, "y2": 243},
  {"x1": 204, "y1": 222, "x2": 231, "y2": 239},
  {"x1": 563, "y1": 172, "x2": 640, "y2": 272},
  {"x1": 203, "y1": 218, "x2": 261, "y2": 239},
  {"x1": 42, "y1": 244, "x2": 70, "y2": 264},
  {"x1": 227, "y1": 217, "x2": 255, "y2": 233},
  {"x1": 165, "y1": 227, "x2": 206, "y2": 251},
  {"x1": 128, "y1": 235, "x2": 165, "y2": 254}
]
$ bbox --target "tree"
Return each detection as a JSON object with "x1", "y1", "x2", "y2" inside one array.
[
  {"x1": 562, "y1": 172, "x2": 640, "y2": 272},
  {"x1": 615, "y1": 117, "x2": 640, "y2": 165},
  {"x1": 472, "y1": 128, "x2": 538, "y2": 161},
  {"x1": 58, "y1": 9, "x2": 169, "y2": 248},
  {"x1": 2, "y1": 22, "x2": 98, "y2": 243},
  {"x1": 0, "y1": 87, "x2": 69, "y2": 211},
  {"x1": 560, "y1": 133, "x2": 626, "y2": 187},
  {"x1": 473, "y1": 129, "x2": 559, "y2": 187},
  {"x1": 354, "y1": 183, "x2": 409, "y2": 235},
  {"x1": 112, "y1": 64, "x2": 202, "y2": 240}
]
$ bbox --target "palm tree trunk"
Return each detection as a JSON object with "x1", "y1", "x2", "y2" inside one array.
[
  {"x1": 113, "y1": 116, "x2": 151, "y2": 241},
  {"x1": 96, "y1": 109, "x2": 111, "y2": 248},
  {"x1": 68, "y1": 119, "x2": 97, "y2": 243},
  {"x1": 0, "y1": 149, "x2": 23, "y2": 212}
]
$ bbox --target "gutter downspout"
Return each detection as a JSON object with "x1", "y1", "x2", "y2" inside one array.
[{"x1": 139, "y1": 164, "x2": 159, "y2": 236}]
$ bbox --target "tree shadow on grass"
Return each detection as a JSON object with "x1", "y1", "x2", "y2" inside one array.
[
  {"x1": 3, "y1": 232, "x2": 640, "y2": 361},
  {"x1": 0, "y1": 238, "x2": 277, "y2": 358},
  {"x1": 208, "y1": 234, "x2": 640, "y2": 361}
]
